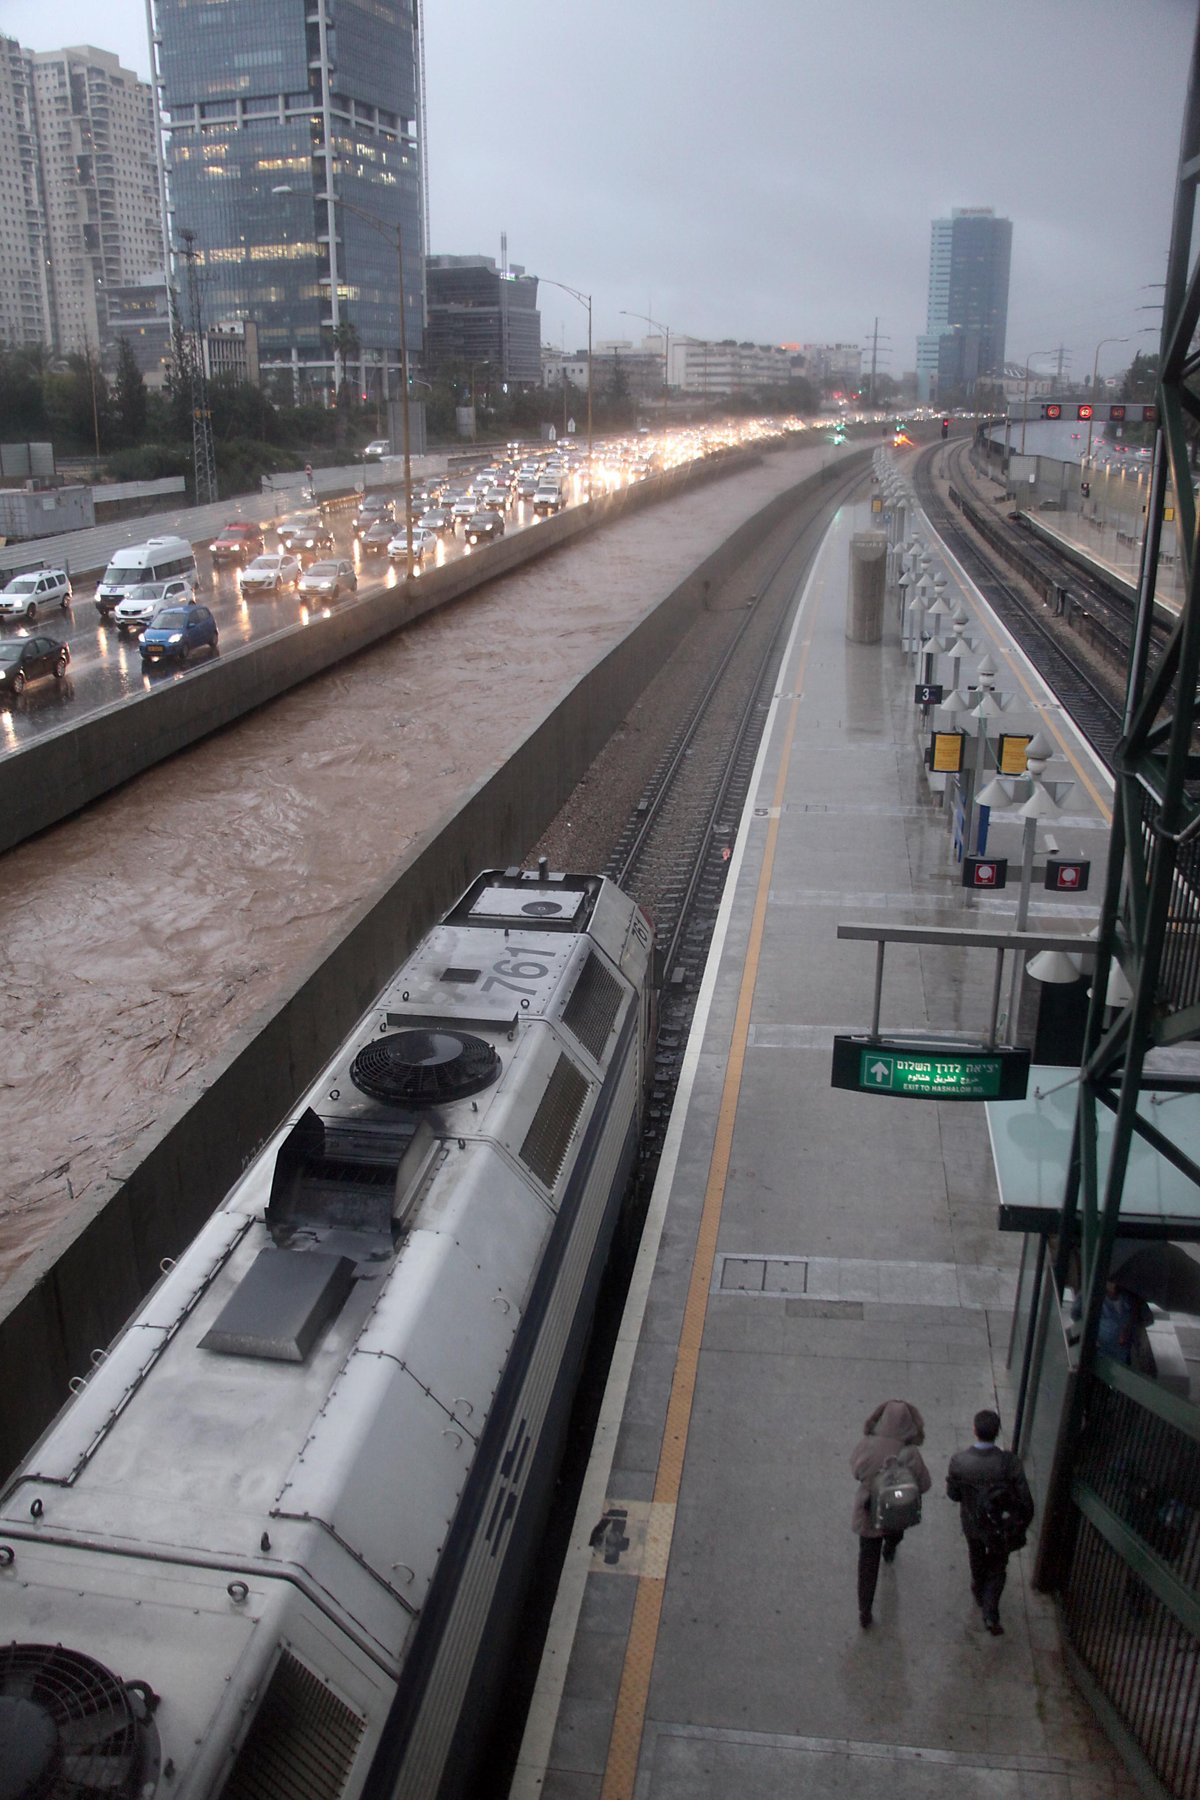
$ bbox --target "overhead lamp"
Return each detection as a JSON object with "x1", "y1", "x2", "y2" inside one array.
[
  {"x1": 1027, "y1": 949, "x2": 1083, "y2": 984},
  {"x1": 976, "y1": 774, "x2": 1018, "y2": 809},
  {"x1": 1088, "y1": 959, "x2": 1134, "y2": 1008}
]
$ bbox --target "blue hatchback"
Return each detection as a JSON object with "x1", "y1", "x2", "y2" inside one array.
[{"x1": 140, "y1": 603, "x2": 219, "y2": 666}]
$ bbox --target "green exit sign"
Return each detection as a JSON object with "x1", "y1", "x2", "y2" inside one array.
[{"x1": 830, "y1": 1037, "x2": 1030, "y2": 1101}]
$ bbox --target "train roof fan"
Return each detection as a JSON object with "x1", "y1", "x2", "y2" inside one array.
[
  {"x1": 350, "y1": 1027, "x2": 501, "y2": 1106},
  {"x1": 0, "y1": 1643, "x2": 159, "y2": 1800}
]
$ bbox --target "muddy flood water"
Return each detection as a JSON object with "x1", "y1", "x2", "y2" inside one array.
[{"x1": 0, "y1": 445, "x2": 836, "y2": 1287}]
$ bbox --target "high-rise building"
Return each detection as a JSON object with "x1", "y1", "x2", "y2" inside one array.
[
  {"x1": 0, "y1": 37, "x2": 52, "y2": 349},
  {"x1": 154, "y1": 0, "x2": 424, "y2": 403},
  {"x1": 916, "y1": 207, "x2": 1012, "y2": 404},
  {"x1": 0, "y1": 38, "x2": 158, "y2": 358},
  {"x1": 31, "y1": 47, "x2": 161, "y2": 359},
  {"x1": 425, "y1": 256, "x2": 540, "y2": 387}
]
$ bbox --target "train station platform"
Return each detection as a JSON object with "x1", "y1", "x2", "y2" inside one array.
[{"x1": 512, "y1": 491, "x2": 1138, "y2": 1799}]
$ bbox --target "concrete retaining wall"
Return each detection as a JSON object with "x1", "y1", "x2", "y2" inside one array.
[
  {"x1": 0, "y1": 447, "x2": 869, "y2": 1477},
  {"x1": 0, "y1": 450, "x2": 757, "y2": 856}
]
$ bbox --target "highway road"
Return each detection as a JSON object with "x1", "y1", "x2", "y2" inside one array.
[{"x1": 0, "y1": 473, "x2": 589, "y2": 750}]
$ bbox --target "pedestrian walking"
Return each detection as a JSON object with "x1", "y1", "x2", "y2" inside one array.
[
  {"x1": 850, "y1": 1398, "x2": 931, "y2": 1628},
  {"x1": 946, "y1": 1408, "x2": 1035, "y2": 1636}
]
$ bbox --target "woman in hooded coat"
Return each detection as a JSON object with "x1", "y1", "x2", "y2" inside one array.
[{"x1": 850, "y1": 1397, "x2": 932, "y2": 1627}]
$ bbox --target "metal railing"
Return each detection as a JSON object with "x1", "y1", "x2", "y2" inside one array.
[{"x1": 1061, "y1": 1361, "x2": 1200, "y2": 1799}]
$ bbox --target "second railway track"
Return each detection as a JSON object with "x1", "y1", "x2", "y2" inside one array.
[{"x1": 914, "y1": 438, "x2": 1129, "y2": 764}]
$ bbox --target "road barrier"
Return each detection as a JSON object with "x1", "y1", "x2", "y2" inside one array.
[{"x1": 0, "y1": 450, "x2": 753, "y2": 855}]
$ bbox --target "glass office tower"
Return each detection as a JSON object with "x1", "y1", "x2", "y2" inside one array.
[
  {"x1": 916, "y1": 207, "x2": 1011, "y2": 404},
  {"x1": 154, "y1": 0, "x2": 423, "y2": 400}
]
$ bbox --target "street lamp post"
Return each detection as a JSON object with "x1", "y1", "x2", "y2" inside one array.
[
  {"x1": 537, "y1": 276, "x2": 592, "y2": 476},
  {"x1": 1086, "y1": 336, "x2": 1131, "y2": 461},
  {"x1": 1019, "y1": 352, "x2": 1055, "y2": 455},
  {"x1": 273, "y1": 185, "x2": 416, "y2": 580},
  {"x1": 621, "y1": 309, "x2": 670, "y2": 437}
]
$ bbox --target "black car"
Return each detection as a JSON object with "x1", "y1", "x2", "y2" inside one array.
[
  {"x1": 359, "y1": 517, "x2": 395, "y2": 556},
  {"x1": 465, "y1": 511, "x2": 506, "y2": 546},
  {"x1": 0, "y1": 634, "x2": 70, "y2": 695},
  {"x1": 353, "y1": 495, "x2": 395, "y2": 536}
]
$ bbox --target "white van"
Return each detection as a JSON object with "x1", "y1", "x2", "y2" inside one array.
[{"x1": 94, "y1": 536, "x2": 202, "y2": 619}]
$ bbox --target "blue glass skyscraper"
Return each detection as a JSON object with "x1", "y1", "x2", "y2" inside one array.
[
  {"x1": 153, "y1": 0, "x2": 424, "y2": 401},
  {"x1": 916, "y1": 208, "x2": 1011, "y2": 405}
]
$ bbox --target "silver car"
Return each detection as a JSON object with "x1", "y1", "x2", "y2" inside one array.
[
  {"x1": 298, "y1": 558, "x2": 358, "y2": 602},
  {"x1": 241, "y1": 552, "x2": 303, "y2": 594},
  {"x1": 111, "y1": 577, "x2": 192, "y2": 636}
]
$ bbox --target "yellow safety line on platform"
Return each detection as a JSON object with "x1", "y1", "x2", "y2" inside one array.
[{"x1": 598, "y1": 618, "x2": 817, "y2": 1800}]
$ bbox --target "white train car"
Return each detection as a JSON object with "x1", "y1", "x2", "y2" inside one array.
[{"x1": 0, "y1": 867, "x2": 655, "y2": 1800}]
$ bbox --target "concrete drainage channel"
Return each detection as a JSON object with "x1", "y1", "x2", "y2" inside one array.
[
  {"x1": 0, "y1": 448, "x2": 869, "y2": 1479},
  {"x1": 0, "y1": 448, "x2": 756, "y2": 856}
]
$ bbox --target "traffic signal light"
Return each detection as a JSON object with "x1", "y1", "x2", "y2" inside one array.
[
  {"x1": 1041, "y1": 403, "x2": 1062, "y2": 420},
  {"x1": 1077, "y1": 404, "x2": 1093, "y2": 421},
  {"x1": 941, "y1": 417, "x2": 950, "y2": 439}
]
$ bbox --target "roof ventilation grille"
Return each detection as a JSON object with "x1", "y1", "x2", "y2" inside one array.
[{"x1": 350, "y1": 1029, "x2": 500, "y2": 1106}]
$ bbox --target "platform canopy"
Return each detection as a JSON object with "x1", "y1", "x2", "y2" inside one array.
[{"x1": 987, "y1": 1063, "x2": 1200, "y2": 1238}]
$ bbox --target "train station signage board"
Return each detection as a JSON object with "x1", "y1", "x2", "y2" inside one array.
[
  {"x1": 929, "y1": 730, "x2": 965, "y2": 773},
  {"x1": 1044, "y1": 858, "x2": 1090, "y2": 892},
  {"x1": 830, "y1": 1036, "x2": 1031, "y2": 1101},
  {"x1": 996, "y1": 733, "x2": 1031, "y2": 776},
  {"x1": 915, "y1": 682, "x2": 944, "y2": 706},
  {"x1": 962, "y1": 855, "x2": 1008, "y2": 889}
]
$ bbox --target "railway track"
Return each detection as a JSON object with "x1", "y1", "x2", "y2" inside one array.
[
  {"x1": 914, "y1": 440, "x2": 1127, "y2": 763},
  {"x1": 490, "y1": 458, "x2": 868, "y2": 1787},
  {"x1": 608, "y1": 457, "x2": 867, "y2": 1180}
]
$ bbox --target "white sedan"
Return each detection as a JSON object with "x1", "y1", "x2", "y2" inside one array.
[
  {"x1": 387, "y1": 526, "x2": 437, "y2": 567},
  {"x1": 240, "y1": 552, "x2": 303, "y2": 595}
]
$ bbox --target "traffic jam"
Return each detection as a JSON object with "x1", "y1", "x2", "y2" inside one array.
[{"x1": 0, "y1": 420, "x2": 794, "y2": 742}]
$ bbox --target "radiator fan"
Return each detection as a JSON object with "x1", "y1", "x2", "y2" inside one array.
[
  {"x1": 0, "y1": 1644, "x2": 159, "y2": 1800},
  {"x1": 350, "y1": 1028, "x2": 500, "y2": 1105}
]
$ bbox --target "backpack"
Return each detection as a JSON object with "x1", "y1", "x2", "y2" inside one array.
[
  {"x1": 870, "y1": 1457, "x2": 923, "y2": 1533},
  {"x1": 974, "y1": 1470, "x2": 1030, "y2": 1551}
]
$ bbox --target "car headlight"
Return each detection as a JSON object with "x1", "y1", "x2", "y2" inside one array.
[{"x1": 167, "y1": 632, "x2": 183, "y2": 644}]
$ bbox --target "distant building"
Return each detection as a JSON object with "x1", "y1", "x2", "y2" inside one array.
[
  {"x1": 542, "y1": 341, "x2": 661, "y2": 404},
  {"x1": 105, "y1": 276, "x2": 172, "y2": 386},
  {"x1": 800, "y1": 342, "x2": 863, "y2": 390},
  {"x1": 426, "y1": 256, "x2": 541, "y2": 387},
  {"x1": 32, "y1": 46, "x2": 160, "y2": 357},
  {"x1": 916, "y1": 207, "x2": 1012, "y2": 404},
  {"x1": 1000, "y1": 363, "x2": 1055, "y2": 406},
  {"x1": 204, "y1": 318, "x2": 260, "y2": 387},
  {"x1": 667, "y1": 338, "x2": 798, "y2": 398},
  {"x1": 155, "y1": 0, "x2": 423, "y2": 404},
  {"x1": 0, "y1": 39, "x2": 159, "y2": 357},
  {"x1": 0, "y1": 38, "x2": 51, "y2": 348}
]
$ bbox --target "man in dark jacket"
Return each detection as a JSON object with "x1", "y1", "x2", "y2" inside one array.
[{"x1": 946, "y1": 1408, "x2": 1034, "y2": 1636}]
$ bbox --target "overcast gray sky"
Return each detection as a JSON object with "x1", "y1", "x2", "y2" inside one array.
[{"x1": 2, "y1": 0, "x2": 1190, "y2": 383}]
